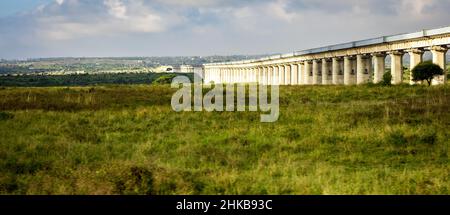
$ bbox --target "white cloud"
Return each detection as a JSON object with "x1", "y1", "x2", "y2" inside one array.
[
  {"x1": 1, "y1": 0, "x2": 449, "y2": 58},
  {"x1": 267, "y1": 0, "x2": 297, "y2": 22},
  {"x1": 104, "y1": 0, "x2": 127, "y2": 19}
]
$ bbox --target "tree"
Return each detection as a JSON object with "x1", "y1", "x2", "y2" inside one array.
[
  {"x1": 381, "y1": 72, "x2": 392, "y2": 86},
  {"x1": 411, "y1": 61, "x2": 444, "y2": 86}
]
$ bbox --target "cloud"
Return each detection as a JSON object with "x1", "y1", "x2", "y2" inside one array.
[
  {"x1": 104, "y1": 0, "x2": 127, "y2": 19},
  {"x1": 0, "y1": 0, "x2": 449, "y2": 59},
  {"x1": 55, "y1": 0, "x2": 65, "y2": 5}
]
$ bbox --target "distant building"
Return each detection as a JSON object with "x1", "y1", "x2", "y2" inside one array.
[
  {"x1": 179, "y1": 65, "x2": 195, "y2": 73},
  {"x1": 180, "y1": 65, "x2": 204, "y2": 79}
]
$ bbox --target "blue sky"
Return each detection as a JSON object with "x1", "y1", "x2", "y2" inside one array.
[
  {"x1": 0, "y1": 0, "x2": 449, "y2": 59},
  {"x1": 0, "y1": 0, "x2": 51, "y2": 17}
]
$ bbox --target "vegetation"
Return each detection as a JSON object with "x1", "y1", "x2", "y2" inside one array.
[
  {"x1": 0, "y1": 84, "x2": 449, "y2": 194},
  {"x1": 0, "y1": 55, "x2": 269, "y2": 75},
  {"x1": 153, "y1": 74, "x2": 178, "y2": 85},
  {"x1": 0, "y1": 73, "x2": 192, "y2": 87},
  {"x1": 382, "y1": 72, "x2": 392, "y2": 86},
  {"x1": 412, "y1": 61, "x2": 444, "y2": 86}
]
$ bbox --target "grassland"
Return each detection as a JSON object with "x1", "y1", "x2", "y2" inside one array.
[{"x1": 0, "y1": 84, "x2": 449, "y2": 194}]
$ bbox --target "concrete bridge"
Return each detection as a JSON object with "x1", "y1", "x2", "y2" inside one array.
[{"x1": 203, "y1": 26, "x2": 450, "y2": 85}]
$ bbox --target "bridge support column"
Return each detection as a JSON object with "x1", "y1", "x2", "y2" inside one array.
[
  {"x1": 298, "y1": 62, "x2": 304, "y2": 85},
  {"x1": 408, "y1": 49, "x2": 424, "y2": 85},
  {"x1": 244, "y1": 68, "x2": 248, "y2": 83},
  {"x1": 322, "y1": 59, "x2": 331, "y2": 85},
  {"x1": 332, "y1": 57, "x2": 343, "y2": 85},
  {"x1": 263, "y1": 67, "x2": 269, "y2": 85},
  {"x1": 271, "y1": 66, "x2": 280, "y2": 85},
  {"x1": 366, "y1": 57, "x2": 372, "y2": 83},
  {"x1": 304, "y1": 61, "x2": 312, "y2": 85},
  {"x1": 291, "y1": 64, "x2": 298, "y2": 85},
  {"x1": 373, "y1": 53, "x2": 386, "y2": 83},
  {"x1": 344, "y1": 56, "x2": 356, "y2": 85},
  {"x1": 277, "y1": 65, "x2": 283, "y2": 85},
  {"x1": 312, "y1": 60, "x2": 321, "y2": 85},
  {"x1": 285, "y1": 65, "x2": 291, "y2": 85},
  {"x1": 257, "y1": 67, "x2": 262, "y2": 84},
  {"x1": 357, "y1": 54, "x2": 368, "y2": 85},
  {"x1": 216, "y1": 68, "x2": 219, "y2": 83},
  {"x1": 431, "y1": 46, "x2": 448, "y2": 85},
  {"x1": 390, "y1": 51, "x2": 404, "y2": 85}
]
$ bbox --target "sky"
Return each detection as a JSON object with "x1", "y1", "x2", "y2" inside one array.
[{"x1": 0, "y1": 0, "x2": 449, "y2": 59}]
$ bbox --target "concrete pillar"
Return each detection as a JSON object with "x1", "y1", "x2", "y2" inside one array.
[
  {"x1": 366, "y1": 57, "x2": 372, "y2": 83},
  {"x1": 257, "y1": 67, "x2": 261, "y2": 84},
  {"x1": 344, "y1": 56, "x2": 354, "y2": 85},
  {"x1": 372, "y1": 53, "x2": 386, "y2": 83},
  {"x1": 332, "y1": 57, "x2": 344, "y2": 85},
  {"x1": 231, "y1": 68, "x2": 234, "y2": 83},
  {"x1": 261, "y1": 67, "x2": 266, "y2": 85},
  {"x1": 357, "y1": 54, "x2": 367, "y2": 85},
  {"x1": 239, "y1": 68, "x2": 243, "y2": 83},
  {"x1": 237, "y1": 68, "x2": 242, "y2": 83},
  {"x1": 278, "y1": 65, "x2": 284, "y2": 85},
  {"x1": 245, "y1": 68, "x2": 249, "y2": 83},
  {"x1": 390, "y1": 51, "x2": 404, "y2": 84},
  {"x1": 267, "y1": 66, "x2": 272, "y2": 85},
  {"x1": 312, "y1": 60, "x2": 321, "y2": 85},
  {"x1": 291, "y1": 64, "x2": 298, "y2": 85},
  {"x1": 230, "y1": 68, "x2": 233, "y2": 83},
  {"x1": 285, "y1": 64, "x2": 291, "y2": 85},
  {"x1": 237, "y1": 68, "x2": 241, "y2": 83},
  {"x1": 217, "y1": 68, "x2": 222, "y2": 83},
  {"x1": 431, "y1": 46, "x2": 448, "y2": 85},
  {"x1": 251, "y1": 67, "x2": 255, "y2": 83},
  {"x1": 298, "y1": 62, "x2": 304, "y2": 85},
  {"x1": 322, "y1": 59, "x2": 331, "y2": 85},
  {"x1": 304, "y1": 61, "x2": 312, "y2": 85}
]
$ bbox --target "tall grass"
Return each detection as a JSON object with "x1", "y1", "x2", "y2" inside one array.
[{"x1": 0, "y1": 84, "x2": 449, "y2": 194}]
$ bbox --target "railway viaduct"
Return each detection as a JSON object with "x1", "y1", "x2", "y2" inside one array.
[{"x1": 203, "y1": 26, "x2": 450, "y2": 85}]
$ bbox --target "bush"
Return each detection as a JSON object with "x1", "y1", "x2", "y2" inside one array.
[
  {"x1": 153, "y1": 74, "x2": 177, "y2": 85},
  {"x1": 381, "y1": 72, "x2": 392, "y2": 86},
  {"x1": 412, "y1": 61, "x2": 444, "y2": 86},
  {"x1": 0, "y1": 112, "x2": 14, "y2": 120}
]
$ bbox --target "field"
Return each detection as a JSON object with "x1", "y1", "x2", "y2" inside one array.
[{"x1": 0, "y1": 84, "x2": 449, "y2": 194}]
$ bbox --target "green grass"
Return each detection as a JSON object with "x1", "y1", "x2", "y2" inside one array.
[
  {"x1": 0, "y1": 84, "x2": 449, "y2": 194},
  {"x1": 0, "y1": 73, "x2": 193, "y2": 87}
]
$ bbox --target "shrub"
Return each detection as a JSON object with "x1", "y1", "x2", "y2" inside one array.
[
  {"x1": 412, "y1": 61, "x2": 444, "y2": 86},
  {"x1": 381, "y1": 72, "x2": 392, "y2": 86},
  {"x1": 153, "y1": 74, "x2": 177, "y2": 85},
  {"x1": 0, "y1": 112, "x2": 14, "y2": 120}
]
